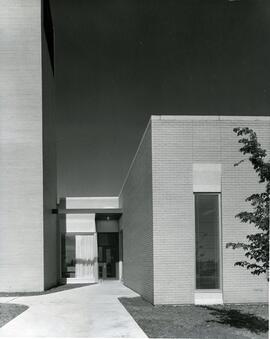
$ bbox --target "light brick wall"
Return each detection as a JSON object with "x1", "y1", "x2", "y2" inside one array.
[
  {"x1": 152, "y1": 120, "x2": 194, "y2": 304},
  {"x1": 0, "y1": 0, "x2": 44, "y2": 291},
  {"x1": 221, "y1": 121, "x2": 269, "y2": 303},
  {"x1": 0, "y1": 0, "x2": 58, "y2": 292},
  {"x1": 119, "y1": 122, "x2": 154, "y2": 303},
  {"x1": 152, "y1": 116, "x2": 269, "y2": 304}
]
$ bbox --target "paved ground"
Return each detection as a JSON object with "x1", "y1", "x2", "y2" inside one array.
[{"x1": 0, "y1": 281, "x2": 147, "y2": 338}]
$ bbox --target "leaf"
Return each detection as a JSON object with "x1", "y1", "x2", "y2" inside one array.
[{"x1": 226, "y1": 127, "x2": 269, "y2": 277}]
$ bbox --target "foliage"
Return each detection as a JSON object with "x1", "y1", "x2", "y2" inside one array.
[{"x1": 226, "y1": 127, "x2": 269, "y2": 278}]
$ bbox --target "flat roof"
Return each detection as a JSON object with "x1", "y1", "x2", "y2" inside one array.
[
  {"x1": 59, "y1": 115, "x2": 270, "y2": 202},
  {"x1": 151, "y1": 115, "x2": 270, "y2": 121},
  {"x1": 119, "y1": 114, "x2": 270, "y2": 196}
]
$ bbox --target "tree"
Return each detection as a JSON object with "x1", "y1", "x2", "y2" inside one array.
[{"x1": 226, "y1": 127, "x2": 269, "y2": 278}]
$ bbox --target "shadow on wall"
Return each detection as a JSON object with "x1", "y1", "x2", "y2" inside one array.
[{"x1": 202, "y1": 305, "x2": 269, "y2": 334}]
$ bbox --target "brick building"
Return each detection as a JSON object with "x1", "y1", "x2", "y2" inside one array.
[
  {"x1": 0, "y1": 1, "x2": 269, "y2": 306},
  {"x1": 57, "y1": 115, "x2": 269, "y2": 305},
  {"x1": 119, "y1": 115, "x2": 269, "y2": 304}
]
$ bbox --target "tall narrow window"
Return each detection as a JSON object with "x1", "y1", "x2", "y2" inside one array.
[{"x1": 195, "y1": 194, "x2": 220, "y2": 289}]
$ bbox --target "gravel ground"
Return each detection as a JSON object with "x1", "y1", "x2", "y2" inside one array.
[
  {"x1": 0, "y1": 303, "x2": 28, "y2": 328},
  {"x1": 119, "y1": 297, "x2": 268, "y2": 338}
]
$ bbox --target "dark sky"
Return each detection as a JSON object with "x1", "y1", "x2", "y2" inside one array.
[{"x1": 51, "y1": 0, "x2": 270, "y2": 198}]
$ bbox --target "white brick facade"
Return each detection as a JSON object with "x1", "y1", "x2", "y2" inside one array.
[
  {"x1": 119, "y1": 122, "x2": 154, "y2": 303},
  {"x1": 0, "y1": 0, "x2": 57, "y2": 292},
  {"x1": 121, "y1": 115, "x2": 269, "y2": 305}
]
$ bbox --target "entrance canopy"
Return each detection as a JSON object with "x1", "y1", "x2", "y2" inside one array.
[{"x1": 57, "y1": 196, "x2": 122, "y2": 218}]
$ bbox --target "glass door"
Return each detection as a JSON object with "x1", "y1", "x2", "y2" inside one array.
[
  {"x1": 61, "y1": 233, "x2": 98, "y2": 282},
  {"x1": 62, "y1": 234, "x2": 76, "y2": 278},
  {"x1": 98, "y1": 233, "x2": 119, "y2": 279}
]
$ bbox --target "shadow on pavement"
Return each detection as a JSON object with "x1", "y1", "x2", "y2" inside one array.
[{"x1": 0, "y1": 283, "x2": 94, "y2": 297}]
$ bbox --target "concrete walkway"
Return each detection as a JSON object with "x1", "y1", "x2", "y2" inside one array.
[{"x1": 0, "y1": 281, "x2": 147, "y2": 337}]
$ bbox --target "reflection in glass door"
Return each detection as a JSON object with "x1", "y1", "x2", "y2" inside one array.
[
  {"x1": 195, "y1": 193, "x2": 221, "y2": 289},
  {"x1": 61, "y1": 233, "x2": 98, "y2": 282},
  {"x1": 62, "y1": 234, "x2": 75, "y2": 278}
]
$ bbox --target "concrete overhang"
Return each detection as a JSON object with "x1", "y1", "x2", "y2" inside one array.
[
  {"x1": 57, "y1": 208, "x2": 122, "y2": 218},
  {"x1": 55, "y1": 197, "x2": 122, "y2": 219}
]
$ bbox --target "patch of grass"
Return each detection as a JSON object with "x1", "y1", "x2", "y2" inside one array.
[
  {"x1": 0, "y1": 303, "x2": 28, "y2": 328},
  {"x1": 119, "y1": 296, "x2": 268, "y2": 338}
]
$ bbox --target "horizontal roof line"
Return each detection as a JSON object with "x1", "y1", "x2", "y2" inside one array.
[
  {"x1": 63, "y1": 197, "x2": 119, "y2": 200},
  {"x1": 151, "y1": 115, "x2": 270, "y2": 121}
]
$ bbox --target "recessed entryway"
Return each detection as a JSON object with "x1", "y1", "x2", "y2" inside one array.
[{"x1": 59, "y1": 199, "x2": 123, "y2": 284}]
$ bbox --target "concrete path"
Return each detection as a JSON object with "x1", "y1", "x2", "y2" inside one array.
[{"x1": 0, "y1": 281, "x2": 147, "y2": 337}]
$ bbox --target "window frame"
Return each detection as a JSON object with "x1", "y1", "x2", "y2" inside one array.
[{"x1": 193, "y1": 192, "x2": 223, "y2": 292}]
